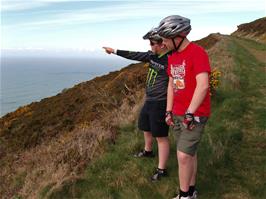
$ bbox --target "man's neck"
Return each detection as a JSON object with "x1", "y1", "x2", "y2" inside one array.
[{"x1": 177, "y1": 38, "x2": 190, "y2": 52}]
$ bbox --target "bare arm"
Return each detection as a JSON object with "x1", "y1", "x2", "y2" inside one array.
[
  {"x1": 165, "y1": 76, "x2": 174, "y2": 126},
  {"x1": 187, "y1": 72, "x2": 209, "y2": 113},
  {"x1": 167, "y1": 76, "x2": 174, "y2": 112}
]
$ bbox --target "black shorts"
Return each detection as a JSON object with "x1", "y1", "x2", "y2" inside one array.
[{"x1": 138, "y1": 100, "x2": 169, "y2": 137}]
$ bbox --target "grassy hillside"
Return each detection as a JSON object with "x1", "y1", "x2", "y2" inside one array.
[
  {"x1": 232, "y1": 17, "x2": 266, "y2": 43},
  {"x1": 0, "y1": 63, "x2": 148, "y2": 198},
  {"x1": 0, "y1": 63, "x2": 147, "y2": 153},
  {"x1": 38, "y1": 36, "x2": 266, "y2": 199}
]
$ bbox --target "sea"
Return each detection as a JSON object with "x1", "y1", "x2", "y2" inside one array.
[{"x1": 0, "y1": 56, "x2": 137, "y2": 117}]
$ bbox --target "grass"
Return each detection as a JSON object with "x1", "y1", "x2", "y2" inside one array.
[
  {"x1": 232, "y1": 36, "x2": 266, "y2": 51},
  {"x1": 12, "y1": 172, "x2": 27, "y2": 192},
  {"x1": 43, "y1": 123, "x2": 180, "y2": 199}
]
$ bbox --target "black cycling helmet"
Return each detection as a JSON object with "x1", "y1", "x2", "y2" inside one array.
[
  {"x1": 143, "y1": 27, "x2": 163, "y2": 43},
  {"x1": 157, "y1": 15, "x2": 191, "y2": 38}
]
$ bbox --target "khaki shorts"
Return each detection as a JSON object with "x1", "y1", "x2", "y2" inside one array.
[{"x1": 173, "y1": 115, "x2": 208, "y2": 156}]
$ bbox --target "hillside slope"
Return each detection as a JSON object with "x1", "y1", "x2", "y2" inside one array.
[
  {"x1": 232, "y1": 17, "x2": 266, "y2": 43},
  {"x1": 0, "y1": 63, "x2": 148, "y2": 198}
]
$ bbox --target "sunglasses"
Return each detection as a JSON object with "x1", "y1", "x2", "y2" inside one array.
[{"x1": 150, "y1": 41, "x2": 158, "y2": 46}]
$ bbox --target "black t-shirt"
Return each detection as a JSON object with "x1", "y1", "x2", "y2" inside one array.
[{"x1": 117, "y1": 50, "x2": 169, "y2": 101}]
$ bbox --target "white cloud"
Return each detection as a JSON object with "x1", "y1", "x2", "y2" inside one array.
[
  {"x1": 188, "y1": 26, "x2": 237, "y2": 41},
  {"x1": 2, "y1": 0, "x2": 265, "y2": 50},
  {"x1": 3, "y1": 0, "x2": 265, "y2": 13},
  {"x1": 1, "y1": 2, "x2": 48, "y2": 11},
  {"x1": 3, "y1": 1, "x2": 265, "y2": 30}
]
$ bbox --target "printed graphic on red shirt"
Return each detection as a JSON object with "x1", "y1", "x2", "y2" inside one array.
[{"x1": 171, "y1": 60, "x2": 186, "y2": 90}]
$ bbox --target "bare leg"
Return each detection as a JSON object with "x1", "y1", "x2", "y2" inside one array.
[
  {"x1": 189, "y1": 154, "x2": 197, "y2": 186},
  {"x1": 177, "y1": 151, "x2": 194, "y2": 192},
  {"x1": 144, "y1": 131, "x2": 153, "y2": 151},
  {"x1": 156, "y1": 137, "x2": 170, "y2": 169}
]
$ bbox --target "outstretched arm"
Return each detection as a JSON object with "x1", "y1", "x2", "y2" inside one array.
[{"x1": 102, "y1": 46, "x2": 151, "y2": 62}]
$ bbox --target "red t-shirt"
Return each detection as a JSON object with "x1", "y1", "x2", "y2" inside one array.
[{"x1": 167, "y1": 42, "x2": 211, "y2": 116}]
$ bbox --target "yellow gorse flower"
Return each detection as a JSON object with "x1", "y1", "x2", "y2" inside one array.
[{"x1": 210, "y1": 68, "x2": 221, "y2": 95}]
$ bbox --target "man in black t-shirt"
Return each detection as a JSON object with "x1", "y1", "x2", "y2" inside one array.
[{"x1": 103, "y1": 28, "x2": 170, "y2": 181}]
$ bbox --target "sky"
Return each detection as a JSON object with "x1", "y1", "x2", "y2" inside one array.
[{"x1": 1, "y1": 0, "x2": 266, "y2": 56}]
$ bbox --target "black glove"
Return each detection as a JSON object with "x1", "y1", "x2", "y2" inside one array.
[{"x1": 165, "y1": 111, "x2": 174, "y2": 126}]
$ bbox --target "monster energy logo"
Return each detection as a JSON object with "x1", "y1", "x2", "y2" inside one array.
[{"x1": 146, "y1": 68, "x2": 158, "y2": 87}]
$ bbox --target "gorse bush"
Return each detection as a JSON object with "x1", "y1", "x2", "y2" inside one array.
[{"x1": 210, "y1": 68, "x2": 221, "y2": 95}]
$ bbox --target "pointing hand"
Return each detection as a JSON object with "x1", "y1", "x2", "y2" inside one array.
[{"x1": 103, "y1": 47, "x2": 114, "y2": 54}]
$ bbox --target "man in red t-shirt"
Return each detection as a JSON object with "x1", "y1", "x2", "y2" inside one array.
[{"x1": 157, "y1": 15, "x2": 211, "y2": 199}]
